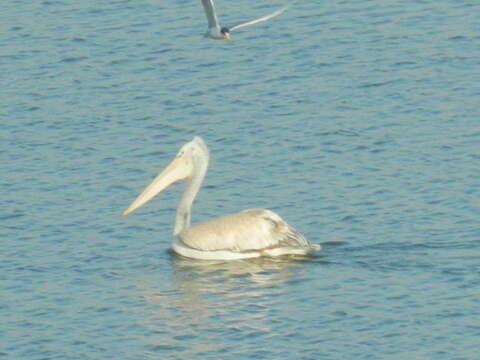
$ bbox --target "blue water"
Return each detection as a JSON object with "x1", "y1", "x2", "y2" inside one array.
[{"x1": 2, "y1": 0, "x2": 479, "y2": 359}]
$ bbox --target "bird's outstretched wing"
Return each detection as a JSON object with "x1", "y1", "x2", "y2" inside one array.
[
  {"x1": 229, "y1": 5, "x2": 288, "y2": 32},
  {"x1": 201, "y1": 0, "x2": 221, "y2": 30}
]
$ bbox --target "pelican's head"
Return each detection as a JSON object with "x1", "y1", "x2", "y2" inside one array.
[
  {"x1": 221, "y1": 27, "x2": 231, "y2": 40},
  {"x1": 122, "y1": 136, "x2": 209, "y2": 216}
]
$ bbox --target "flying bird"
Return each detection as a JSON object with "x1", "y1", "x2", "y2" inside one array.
[
  {"x1": 122, "y1": 137, "x2": 321, "y2": 260},
  {"x1": 201, "y1": 0, "x2": 288, "y2": 40}
]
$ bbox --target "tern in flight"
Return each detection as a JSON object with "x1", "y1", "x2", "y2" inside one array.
[
  {"x1": 201, "y1": 0, "x2": 288, "y2": 40},
  {"x1": 122, "y1": 137, "x2": 321, "y2": 260}
]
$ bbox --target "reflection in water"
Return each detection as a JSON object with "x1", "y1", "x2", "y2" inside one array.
[
  {"x1": 138, "y1": 254, "x2": 318, "y2": 356},
  {"x1": 169, "y1": 254, "x2": 323, "y2": 306}
]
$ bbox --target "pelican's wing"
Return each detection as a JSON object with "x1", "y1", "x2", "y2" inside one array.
[
  {"x1": 201, "y1": 0, "x2": 221, "y2": 29},
  {"x1": 229, "y1": 5, "x2": 288, "y2": 32},
  {"x1": 179, "y1": 208, "x2": 314, "y2": 252}
]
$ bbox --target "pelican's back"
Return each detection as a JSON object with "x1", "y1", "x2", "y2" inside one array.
[{"x1": 178, "y1": 208, "x2": 315, "y2": 253}]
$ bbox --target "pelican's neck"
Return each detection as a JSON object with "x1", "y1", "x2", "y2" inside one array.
[{"x1": 173, "y1": 152, "x2": 208, "y2": 236}]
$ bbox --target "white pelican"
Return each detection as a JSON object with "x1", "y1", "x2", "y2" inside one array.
[
  {"x1": 122, "y1": 137, "x2": 320, "y2": 260},
  {"x1": 201, "y1": 0, "x2": 288, "y2": 40}
]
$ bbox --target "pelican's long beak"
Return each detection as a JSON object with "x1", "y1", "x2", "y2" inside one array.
[
  {"x1": 223, "y1": 32, "x2": 231, "y2": 40},
  {"x1": 122, "y1": 155, "x2": 190, "y2": 216}
]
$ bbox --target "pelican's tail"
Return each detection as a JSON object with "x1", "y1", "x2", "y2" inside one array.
[
  {"x1": 310, "y1": 243, "x2": 321, "y2": 251},
  {"x1": 284, "y1": 226, "x2": 321, "y2": 252}
]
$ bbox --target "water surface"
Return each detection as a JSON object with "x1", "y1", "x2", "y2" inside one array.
[{"x1": 2, "y1": 0, "x2": 479, "y2": 359}]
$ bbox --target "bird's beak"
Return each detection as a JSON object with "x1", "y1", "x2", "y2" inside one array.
[
  {"x1": 223, "y1": 32, "x2": 231, "y2": 40},
  {"x1": 122, "y1": 155, "x2": 191, "y2": 216}
]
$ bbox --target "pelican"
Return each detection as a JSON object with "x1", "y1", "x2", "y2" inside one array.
[
  {"x1": 201, "y1": 0, "x2": 288, "y2": 40},
  {"x1": 122, "y1": 137, "x2": 320, "y2": 260}
]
